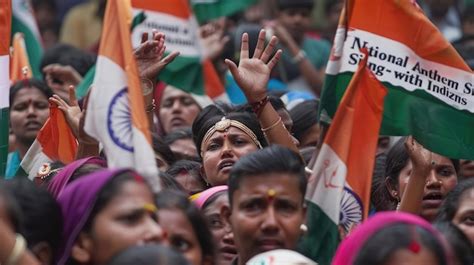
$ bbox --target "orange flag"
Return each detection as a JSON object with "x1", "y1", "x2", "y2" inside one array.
[
  {"x1": 10, "y1": 32, "x2": 32, "y2": 81},
  {"x1": 302, "y1": 50, "x2": 387, "y2": 264}
]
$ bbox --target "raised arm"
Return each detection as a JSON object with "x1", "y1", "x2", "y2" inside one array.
[
  {"x1": 398, "y1": 136, "x2": 432, "y2": 214},
  {"x1": 225, "y1": 29, "x2": 298, "y2": 153}
]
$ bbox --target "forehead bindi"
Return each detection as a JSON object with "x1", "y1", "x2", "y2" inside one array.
[
  {"x1": 234, "y1": 174, "x2": 301, "y2": 200},
  {"x1": 13, "y1": 88, "x2": 48, "y2": 104}
]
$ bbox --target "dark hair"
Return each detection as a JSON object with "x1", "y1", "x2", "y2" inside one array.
[
  {"x1": 106, "y1": 244, "x2": 190, "y2": 265},
  {"x1": 192, "y1": 105, "x2": 268, "y2": 157},
  {"x1": 159, "y1": 172, "x2": 185, "y2": 191},
  {"x1": 354, "y1": 223, "x2": 447, "y2": 265},
  {"x1": 0, "y1": 182, "x2": 22, "y2": 233},
  {"x1": 268, "y1": 96, "x2": 286, "y2": 111},
  {"x1": 384, "y1": 137, "x2": 460, "y2": 210},
  {"x1": 289, "y1": 100, "x2": 319, "y2": 141},
  {"x1": 10, "y1": 78, "x2": 53, "y2": 106},
  {"x1": 277, "y1": 0, "x2": 314, "y2": 10},
  {"x1": 371, "y1": 153, "x2": 392, "y2": 211},
  {"x1": 164, "y1": 128, "x2": 194, "y2": 145},
  {"x1": 228, "y1": 145, "x2": 306, "y2": 206},
  {"x1": 40, "y1": 44, "x2": 96, "y2": 77},
  {"x1": 152, "y1": 135, "x2": 177, "y2": 166},
  {"x1": 436, "y1": 178, "x2": 474, "y2": 223},
  {"x1": 5, "y1": 179, "x2": 62, "y2": 257},
  {"x1": 156, "y1": 190, "x2": 216, "y2": 264},
  {"x1": 166, "y1": 160, "x2": 206, "y2": 188},
  {"x1": 434, "y1": 221, "x2": 474, "y2": 265}
]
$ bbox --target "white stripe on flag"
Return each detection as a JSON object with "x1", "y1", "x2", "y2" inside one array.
[
  {"x1": 0, "y1": 55, "x2": 9, "y2": 108},
  {"x1": 20, "y1": 139, "x2": 51, "y2": 180},
  {"x1": 306, "y1": 143, "x2": 347, "y2": 224}
]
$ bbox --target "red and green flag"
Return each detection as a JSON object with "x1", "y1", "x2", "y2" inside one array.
[{"x1": 320, "y1": 0, "x2": 474, "y2": 159}]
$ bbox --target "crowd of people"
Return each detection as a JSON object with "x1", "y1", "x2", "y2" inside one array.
[{"x1": 2, "y1": 0, "x2": 474, "y2": 264}]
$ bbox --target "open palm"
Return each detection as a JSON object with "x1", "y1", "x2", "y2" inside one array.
[{"x1": 225, "y1": 30, "x2": 281, "y2": 103}]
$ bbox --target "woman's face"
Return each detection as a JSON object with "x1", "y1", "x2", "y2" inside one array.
[
  {"x1": 201, "y1": 126, "x2": 259, "y2": 186},
  {"x1": 228, "y1": 173, "x2": 306, "y2": 264},
  {"x1": 76, "y1": 180, "x2": 164, "y2": 265},
  {"x1": 203, "y1": 193, "x2": 236, "y2": 265},
  {"x1": 10, "y1": 87, "x2": 49, "y2": 146},
  {"x1": 299, "y1": 124, "x2": 320, "y2": 148},
  {"x1": 452, "y1": 188, "x2": 474, "y2": 244},
  {"x1": 158, "y1": 209, "x2": 203, "y2": 265},
  {"x1": 397, "y1": 153, "x2": 458, "y2": 221},
  {"x1": 159, "y1": 86, "x2": 200, "y2": 134}
]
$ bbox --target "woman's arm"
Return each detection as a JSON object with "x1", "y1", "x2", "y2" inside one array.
[{"x1": 398, "y1": 136, "x2": 432, "y2": 214}]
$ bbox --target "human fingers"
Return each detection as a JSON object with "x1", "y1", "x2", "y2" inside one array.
[
  {"x1": 240, "y1": 33, "x2": 249, "y2": 59},
  {"x1": 260, "y1": 36, "x2": 279, "y2": 63},
  {"x1": 267, "y1": 49, "x2": 282, "y2": 71},
  {"x1": 68, "y1": 85, "x2": 79, "y2": 106},
  {"x1": 252, "y1": 29, "x2": 266, "y2": 59}
]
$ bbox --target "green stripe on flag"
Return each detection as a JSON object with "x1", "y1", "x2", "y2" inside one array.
[
  {"x1": 159, "y1": 56, "x2": 205, "y2": 95},
  {"x1": 76, "y1": 65, "x2": 96, "y2": 99},
  {"x1": 298, "y1": 202, "x2": 340, "y2": 265},
  {"x1": 11, "y1": 15, "x2": 42, "y2": 78},
  {"x1": 75, "y1": 13, "x2": 143, "y2": 100},
  {"x1": 320, "y1": 73, "x2": 474, "y2": 160},
  {"x1": 191, "y1": 0, "x2": 258, "y2": 24},
  {"x1": 0, "y1": 107, "x2": 9, "y2": 176}
]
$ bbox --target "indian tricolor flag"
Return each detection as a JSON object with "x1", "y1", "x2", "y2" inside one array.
[
  {"x1": 12, "y1": 0, "x2": 42, "y2": 78},
  {"x1": 10, "y1": 32, "x2": 32, "y2": 81},
  {"x1": 301, "y1": 51, "x2": 387, "y2": 265},
  {"x1": 320, "y1": 0, "x2": 474, "y2": 160},
  {"x1": 0, "y1": 0, "x2": 12, "y2": 176},
  {"x1": 131, "y1": 0, "x2": 228, "y2": 102},
  {"x1": 84, "y1": 0, "x2": 160, "y2": 191},
  {"x1": 19, "y1": 107, "x2": 78, "y2": 179}
]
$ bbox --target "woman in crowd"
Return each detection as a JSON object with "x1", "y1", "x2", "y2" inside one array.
[
  {"x1": 158, "y1": 85, "x2": 211, "y2": 136},
  {"x1": 288, "y1": 99, "x2": 320, "y2": 148},
  {"x1": 56, "y1": 169, "x2": 164, "y2": 265},
  {"x1": 156, "y1": 190, "x2": 216, "y2": 265},
  {"x1": 436, "y1": 178, "x2": 474, "y2": 244},
  {"x1": 192, "y1": 29, "x2": 298, "y2": 186},
  {"x1": 223, "y1": 145, "x2": 307, "y2": 265},
  {"x1": 332, "y1": 212, "x2": 452, "y2": 265},
  {"x1": 192, "y1": 186, "x2": 236, "y2": 265},
  {"x1": 166, "y1": 160, "x2": 207, "y2": 195},
  {"x1": 382, "y1": 137, "x2": 459, "y2": 221},
  {"x1": 6, "y1": 79, "x2": 53, "y2": 178}
]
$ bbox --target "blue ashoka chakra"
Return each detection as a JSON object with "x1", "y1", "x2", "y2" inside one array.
[
  {"x1": 339, "y1": 187, "x2": 363, "y2": 233},
  {"x1": 107, "y1": 88, "x2": 133, "y2": 152}
]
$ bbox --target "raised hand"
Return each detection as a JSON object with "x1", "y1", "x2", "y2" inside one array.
[
  {"x1": 200, "y1": 20, "x2": 230, "y2": 60},
  {"x1": 404, "y1": 136, "x2": 432, "y2": 176},
  {"x1": 225, "y1": 29, "x2": 282, "y2": 103},
  {"x1": 134, "y1": 30, "x2": 180, "y2": 81},
  {"x1": 43, "y1": 64, "x2": 83, "y2": 102},
  {"x1": 48, "y1": 86, "x2": 81, "y2": 137}
]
